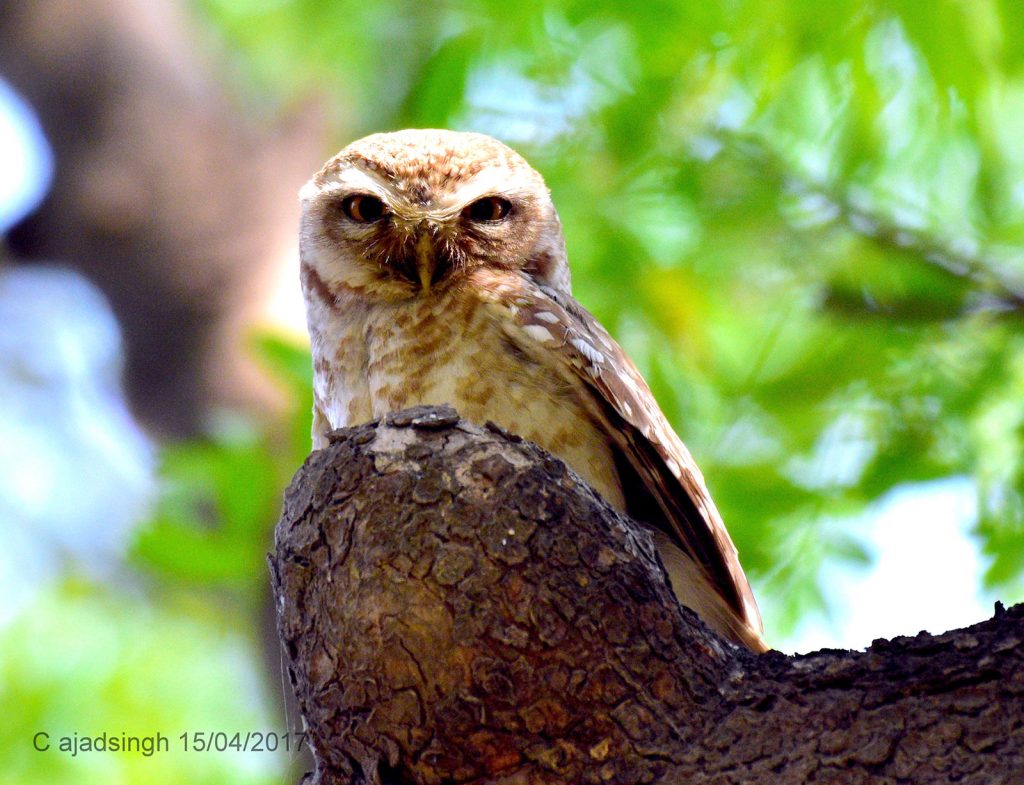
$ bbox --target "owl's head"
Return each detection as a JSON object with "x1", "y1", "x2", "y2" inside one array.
[{"x1": 299, "y1": 129, "x2": 570, "y2": 302}]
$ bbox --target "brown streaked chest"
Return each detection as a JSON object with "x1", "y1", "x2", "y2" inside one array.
[{"x1": 310, "y1": 287, "x2": 625, "y2": 509}]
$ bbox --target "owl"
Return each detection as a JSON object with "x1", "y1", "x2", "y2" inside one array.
[{"x1": 299, "y1": 129, "x2": 766, "y2": 652}]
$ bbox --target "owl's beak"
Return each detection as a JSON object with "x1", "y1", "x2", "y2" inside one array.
[
  {"x1": 417, "y1": 264, "x2": 433, "y2": 295},
  {"x1": 413, "y1": 232, "x2": 434, "y2": 294},
  {"x1": 414, "y1": 228, "x2": 446, "y2": 295}
]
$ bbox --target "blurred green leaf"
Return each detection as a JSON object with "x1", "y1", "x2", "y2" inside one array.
[
  {"x1": 133, "y1": 331, "x2": 312, "y2": 597},
  {"x1": 401, "y1": 31, "x2": 482, "y2": 127},
  {"x1": 0, "y1": 581, "x2": 285, "y2": 785}
]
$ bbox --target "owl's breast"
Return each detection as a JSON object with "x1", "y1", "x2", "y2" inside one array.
[{"x1": 311, "y1": 289, "x2": 625, "y2": 510}]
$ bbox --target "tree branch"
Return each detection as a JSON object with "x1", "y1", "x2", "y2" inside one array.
[
  {"x1": 715, "y1": 129, "x2": 1024, "y2": 315},
  {"x1": 271, "y1": 405, "x2": 1024, "y2": 785}
]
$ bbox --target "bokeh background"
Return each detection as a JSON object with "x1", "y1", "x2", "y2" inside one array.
[{"x1": 2, "y1": 1, "x2": 1024, "y2": 782}]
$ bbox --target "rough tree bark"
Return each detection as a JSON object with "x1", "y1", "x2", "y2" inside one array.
[{"x1": 271, "y1": 405, "x2": 1024, "y2": 785}]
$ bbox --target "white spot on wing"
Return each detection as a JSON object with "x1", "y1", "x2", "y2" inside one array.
[
  {"x1": 571, "y1": 337, "x2": 605, "y2": 365},
  {"x1": 534, "y1": 311, "x2": 560, "y2": 324},
  {"x1": 620, "y1": 372, "x2": 644, "y2": 399},
  {"x1": 523, "y1": 324, "x2": 555, "y2": 344}
]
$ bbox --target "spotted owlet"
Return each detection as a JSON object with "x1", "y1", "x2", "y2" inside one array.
[{"x1": 299, "y1": 129, "x2": 766, "y2": 652}]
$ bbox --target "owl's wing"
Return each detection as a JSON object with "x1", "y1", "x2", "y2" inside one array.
[{"x1": 494, "y1": 280, "x2": 764, "y2": 650}]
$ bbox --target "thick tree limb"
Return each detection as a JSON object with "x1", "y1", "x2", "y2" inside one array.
[{"x1": 272, "y1": 405, "x2": 1024, "y2": 785}]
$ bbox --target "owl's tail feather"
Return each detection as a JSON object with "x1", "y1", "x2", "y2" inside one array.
[{"x1": 651, "y1": 529, "x2": 770, "y2": 653}]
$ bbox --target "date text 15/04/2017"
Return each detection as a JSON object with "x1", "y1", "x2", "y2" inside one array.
[{"x1": 32, "y1": 731, "x2": 308, "y2": 757}]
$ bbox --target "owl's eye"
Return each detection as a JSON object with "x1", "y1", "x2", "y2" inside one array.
[
  {"x1": 341, "y1": 194, "x2": 387, "y2": 223},
  {"x1": 462, "y1": 196, "x2": 512, "y2": 222}
]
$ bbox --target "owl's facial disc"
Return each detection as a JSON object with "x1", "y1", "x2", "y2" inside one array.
[
  {"x1": 396, "y1": 195, "x2": 517, "y2": 295},
  {"x1": 353, "y1": 206, "x2": 467, "y2": 295},
  {"x1": 322, "y1": 184, "x2": 521, "y2": 296},
  {"x1": 301, "y1": 129, "x2": 572, "y2": 300}
]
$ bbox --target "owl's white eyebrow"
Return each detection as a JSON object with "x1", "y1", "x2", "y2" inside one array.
[
  {"x1": 304, "y1": 166, "x2": 391, "y2": 200},
  {"x1": 448, "y1": 168, "x2": 518, "y2": 203},
  {"x1": 301, "y1": 163, "x2": 520, "y2": 216}
]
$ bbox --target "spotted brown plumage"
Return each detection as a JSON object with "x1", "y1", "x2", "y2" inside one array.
[{"x1": 299, "y1": 128, "x2": 767, "y2": 651}]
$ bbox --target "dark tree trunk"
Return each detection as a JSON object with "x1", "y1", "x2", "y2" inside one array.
[
  {"x1": 0, "y1": 0, "x2": 325, "y2": 436},
  {"x1": 271, "y1": 406, "x2": 1024, "y2": 785}
]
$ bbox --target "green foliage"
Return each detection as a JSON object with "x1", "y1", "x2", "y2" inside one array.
[
  {"x1": 2, "y1": 335, "x2": 312, "y2": 785},
  {"x1": 0, "y1": 580, "x2": 285, "y2": 785},
  {"x1": 190, "y1": 0, "x2": 1024, "y2": 637},
  {"x1": 132, "y1": 334, "x2": 313, "y2": 599}
]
